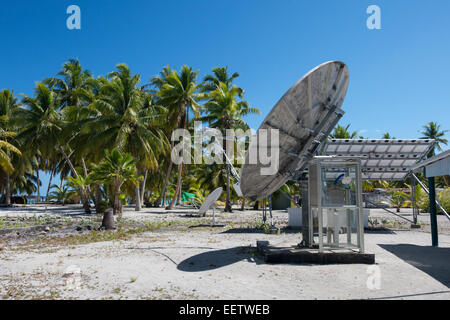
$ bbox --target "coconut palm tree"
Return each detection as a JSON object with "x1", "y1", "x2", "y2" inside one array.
[
  {"x1": 420, "y1": 122, "x2": 448, "y2": 157},
  {"x1": 329, "y1": 124, "x2": 358, "y2": 139},
  {"x1": 0, "y1": 130, "x2": 22, "y2": 205},
  {"x1": 200, "y1": 82, "x2": 260, "y2": 212},
  {"x1": 45, "y1": 59, "x2": 96, "y2": 205},
  {"x1": 0, "y1": 89, "x2": 22, "y2": 205},
  {"x1": 150, "y1": 67, "x2": 177, "y2": 207},
  {"x1": 16, "y1": 83, "x2": 91, "y2": 212},
  {"x1": 89, "y1": 149, "x2": 141, "y2": 228},
  {"x1": 201, "y1": 67, "x2": 244, "y2": 98},
  {"x1": 155, "y1": 65, "x2": 202, "y2": 209},
  {"x1": 48, "y1": 184, "x2": 72, "y2": 205},
  {"x1": 83, "y1": 64, "x2": 168, "y2": 211},
  {"x1": 382, "y1": 132, "x2": 396, "y2": 139},
  {"x1": 43, "y1": 58, "x2": 93, "y2": 109}
]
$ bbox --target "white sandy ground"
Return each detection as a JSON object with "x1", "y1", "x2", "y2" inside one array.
[{"x1": 0, "y1": 205, "x2": 449, "y2": 300}]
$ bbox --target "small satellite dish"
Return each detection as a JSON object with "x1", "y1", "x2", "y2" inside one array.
[
  {"x1": 240, "y1": 61, "x2": 349, "y2": 201},
  {"x1": 198, "y1": 187, "x2": 223, "y2": 216}
]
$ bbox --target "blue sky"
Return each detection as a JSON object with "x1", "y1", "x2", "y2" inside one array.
[{"x1": 1, "y1": 0, "x2": 449, "y2": 191}]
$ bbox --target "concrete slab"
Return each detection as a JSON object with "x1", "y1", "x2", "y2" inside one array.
[{"x1": 256, "y1": 241, "x2": 375, "y2": 265}]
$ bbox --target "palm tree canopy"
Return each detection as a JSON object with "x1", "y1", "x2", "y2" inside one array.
[
  {"x1": 14, "y1": 83, "x2": 62, "y2": 159},
  {"x1": 156, "y1": 65, "x2": 202, "y2": 127},
  {"x1": 382, "y1": 132, "x2": 396, "y2": 139},
  {"x1": 0, "y1": 130, "x2": 22, "y2": 173},
  {"x1": 329, "y1": 124, "x2": 358, "y2": 139},
  {"x1": 89, "y1": 148, "x2": 140, "y2": 188},
  {"x1": 0, "y1": 89, "x2": 22, "y2": 173},
  {"x1": 201, "y1": 67, "x2": 244, "y2": 98},
  {"x1": 201, "y1": 81, "x2": 260, "y2": 131},
  {"x1": 43, "y1": 58, "x2": 93, "y2": 108},
  {"x1": 420, "y1": 121, "x2": 448, "y2": 156},
  {"x1": 81, "y1": 64, "x2": 168, "y2": 168}
]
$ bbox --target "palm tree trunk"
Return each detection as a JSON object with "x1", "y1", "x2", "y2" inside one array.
[
  {"x1": 113, "y1": 191, "x2": 119, "y2": 216},
  {"x1": 45, "y1": 167, "x2": 55, "y2": 202},
  {"x1": 444, "y1": 175, "x2": 450, "y2": 187},
  {"x1": 112, "y1": 182, "x2": 122, "y2": 217},
  {"x1": 81, "y1": 157, "x2": 97, "y2": 205},
  {"x1": 5, "y1": 173, "x2": 11, "y2": 206},
  {"x1": 178, "y1": 176, "x2": 183, "y2": 204},
  {"x1": 225, "y1": 165, "x2": 232, "y2": 212},
  {"x1": 240, "y1": 197, "x2": 245, "y2": 211},
  {"x1": 168, "y1": 109, "x2": 189, "y2": 210},
  {"x1": 140, "y1": 169, "x2": 148, "y2": 205},
  {"x1": 59, "y1": 146, "x2": 91, "y2": 214},
  {"x1": 94, "y1": 184, "x2": 103, "y2": 213},
  {"x1": 36, "y1": 168, "x2": 40, "y2": 203},
  {"x1": 223, "y1": 137, "x2": 232, "y2": 212},
  {"x1": 102, "y1": 208, "x2": 115, "y2": 230},
  {"x1": 135, "y1": 186, "x2": 141, "y2": 211},
  {"x1": 81, "y1": 158, "x2": 88, "y2": 178},
  {"x1": 167, "y1": 120, "x2": 184, "y2": 210},
  {"x1": 168, "y1": 162, "x2": 183, "y2": 209},
  {"x1": 158, "y1": 160, "x2": 172, "y2": 207}
]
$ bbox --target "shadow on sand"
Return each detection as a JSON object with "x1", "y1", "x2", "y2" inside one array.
[
  {"x1": 0, "y1": 205, "x2": 95, "y2": 217},
  {"x1": 379, "y1": 244, "x2": 450, "y2": 288},
  {"x1": 220, "y1": 227, "x2": 300, "y2": 235},
  {"x1": 177, "y1": 246, "x2": 258, "y2": 272}
]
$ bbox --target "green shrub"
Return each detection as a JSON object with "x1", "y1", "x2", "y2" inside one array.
[{"x1": 419, "y1": 188, "x2": 450, "y2": 214}]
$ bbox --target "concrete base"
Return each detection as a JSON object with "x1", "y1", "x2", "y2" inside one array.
[
  {"x1": 267, "y1": 227, "x2": 280, "y2": 234},
  {"x1": 256, "y1": 241, "x2": 375, "y2": 265},
  {"x1": 411, "y1": 224, "x2": 421, "y2": 229}
]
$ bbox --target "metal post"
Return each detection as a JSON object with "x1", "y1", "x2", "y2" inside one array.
[
  {"x1": 345, "y1": 176, "x2": 352, "y2": 245},
  {"x1": 317, "y1": 163, "x2": 323, "y2": 253},
  {"x1": 411, "y1": 177, "x2": 418, "y2": 225},
  {"x1": 262, "y1": 198, "x2": 267, "y2": 224},
  {"x1": 428, "y1": 175, "x2": 439, "y2": 247},
  {"x1": 301, "y1": 180, "x2": 310, "y2": 247},
  {"x1": 269, "y1": 194, "x2": 274, "y2": 227},
  {"x1": 356, "y1": 161, "x2": 364, "y2": 254}
]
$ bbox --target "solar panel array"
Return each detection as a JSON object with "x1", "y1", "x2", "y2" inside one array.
[{"x1": 322, "y1": 139, "x2": 435, "y2": 180}]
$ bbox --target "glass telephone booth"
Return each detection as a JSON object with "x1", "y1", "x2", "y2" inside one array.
[{"x1": 308, "y1": 157, "x2": 365, "y2": 253}]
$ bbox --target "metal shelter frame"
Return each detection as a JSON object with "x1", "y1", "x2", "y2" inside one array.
[
  {"x1": 322, "y1": 139, "x2": 436, "y2": 180},
  {"x1": 409, "y1": 150, "x2": 450, "y2": 247}
]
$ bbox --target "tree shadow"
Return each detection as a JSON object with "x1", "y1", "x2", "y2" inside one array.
[
  {"x1": 177, "y1": 246, "x2": 259, "y2": 272},
  {"x1": 379, "y1": 244, "x2": 450, "y2": 288},
  {"x1": 0, "y1": 205, "x2": 96, "y2": 217}
]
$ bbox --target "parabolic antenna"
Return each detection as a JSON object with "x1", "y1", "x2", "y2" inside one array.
[
  {"x1": 240, "y1": 61, "x2": 349, "y2": 201},
  {"x1": 198, "y1": 187, "x2": 223, "y2": 215}
]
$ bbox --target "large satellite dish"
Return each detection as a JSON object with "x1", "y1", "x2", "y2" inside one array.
[
  {"x1": 198, "y1": 187, "x2": 223, "y2": 216},
  {"x1": 240, "y1": 61, "x2": 349, "y2": 201}
]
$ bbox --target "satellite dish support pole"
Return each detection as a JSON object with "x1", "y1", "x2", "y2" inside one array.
[
  {"x1": 300, "y1": 179, "x2": 310, "y2": 247},
  {"x1": 269, "y1": 194, "x2": 274, "y2": 227}
]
